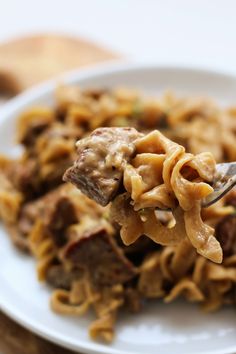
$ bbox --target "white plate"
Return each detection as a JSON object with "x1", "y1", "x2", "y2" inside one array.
[{"x1": 1, "y1": 63, "x2": 236, "y2": 354}]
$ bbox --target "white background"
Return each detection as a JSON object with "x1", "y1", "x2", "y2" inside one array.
[{"x1": 1, "y1": 0, "x2": 236, "y2": 73}]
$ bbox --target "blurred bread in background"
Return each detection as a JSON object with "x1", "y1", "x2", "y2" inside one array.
[{"x1": 0, "y1": 34, "x2": 118, "y2": 98}]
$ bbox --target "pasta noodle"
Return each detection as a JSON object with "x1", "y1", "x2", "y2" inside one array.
[
  {"x1": 0, "y1": 172, "x2": 23, "y2": 224},
  {"x1": 0, "y1": 86, "x2": 235, "y2": 342},
  {"x1": 111, "y1": 130, "x2": 221, "y2": 263}
]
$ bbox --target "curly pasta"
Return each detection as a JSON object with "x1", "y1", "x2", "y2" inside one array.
[
  {"x1": 51, "y1": 276, "x2": 99, "y2": 316},
  {"x1": 1, "y1": 86, "x2": 236, "y2": 342},
  {"x1": 51, "y1": 275, "x2": 124, "y2": 342},
  {"x1": 138, "y1": 238, "x2": 236, "y2": 312},
  {"x1": 111, "y1": 130, "x2": 221, "y2": 263},
  {"x1": 29, "y1": 219, "x2": 57, "y2": 281}
]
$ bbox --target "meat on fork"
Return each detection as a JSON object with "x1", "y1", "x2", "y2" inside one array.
[{"x1": 63, "y1": 127, "x2": 142, "y2": 206}]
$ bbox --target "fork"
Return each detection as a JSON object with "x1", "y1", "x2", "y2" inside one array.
[
  {"x1": 156, "y1": 162, "x2": 236, "y2": 211},
  {"x1": 201, "y1": 162, "x2": 236, "y2": 208}
]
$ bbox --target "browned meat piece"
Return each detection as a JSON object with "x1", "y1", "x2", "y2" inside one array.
[
  {"x1": 63, "y1": 127, "x2": 142, "y2": 206},
  {"x1": 63, "y1": 225, "x2": 137, "y2": 286},
  {"x1": 17, "y1": 191, "x2": 54, "y2": 236},
  {"x1": 17, "y1": 184, "x2": 103, "y2": 249},
  {"x1": 20, "y1": 120, "x2": 51, "y2": 146},
  {"x1": 46, "y1": 264, "x2": 83, "y2": 289},
  {"x1": 215, "y1": 215, "x2": 236, "y2": 256},
  {"x1": 12, "y1": 124, "x2": 80, "y2": 199},
  {"x1": 17, "y1": 185, "x2": 67, "y2": 236},
  {"x1": 17, "y1": 108, "x2": 54, "y2": 146},
  {"x1": 12, "y1": 158, "x2": 41, "y2": 199},
  {"x1": 45, "y1": 195, "x2": 78, "y2": 247}
]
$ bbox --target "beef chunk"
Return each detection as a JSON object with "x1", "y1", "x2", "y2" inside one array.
[
  {"x1": 63, "y1": 225, "x2": 137, "y2": 286},
  {"x1": 17, "y1": 190, "x2": 54, "y2": 236},
  {"x1": 12, "y1": 158, "x2": 41, "y2": 199},
  {"x1": 17, "y1": 108, "x2": 54, "y2": 147},
  {"x1": 216, "y1": 215, "x2": 236, "y2": 257},
  {"x1": 46, "y1": 264, "x2": 83, "y2": 289},
  {"x1": 45, "y1": 196, "x2": 78, "y2": 247},
  {"x1": 20, "y1": 121, "x2": 50, "y2": 146},
  {"x1": 17, "y1": 185, "x2": 75, "y2": 241},
  {"x1": 63, "y1": 127, "x2": 142, "y2": 206}
]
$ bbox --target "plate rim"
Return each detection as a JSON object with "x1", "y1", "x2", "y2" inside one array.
[
  {"x1": 1, "y1": 61, "x2": 236, "y2": 354},
  {"x1": 1, "y1": 60, "x2": 236, "y2": 123}
]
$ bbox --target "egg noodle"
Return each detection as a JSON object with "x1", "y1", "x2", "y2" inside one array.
[{"x1": 0, "y1": 86, "x2": 235, "y2": 341}]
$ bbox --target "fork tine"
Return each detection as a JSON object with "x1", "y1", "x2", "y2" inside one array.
[{"x1": 202, "y1": 162, "x2": 236, "y2": 208}]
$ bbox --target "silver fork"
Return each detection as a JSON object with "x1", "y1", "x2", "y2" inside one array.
[
  {"x1": 202, "y1": 162, "x2": 236, "y2": 208},
  {"x1": 156, "y1": 162, "x2": 236, "y2": 211}
]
